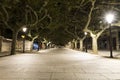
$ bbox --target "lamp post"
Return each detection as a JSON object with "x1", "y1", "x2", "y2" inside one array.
[
  {"x1": 84, "y1": 32, "x2": 88, "y2": 52},
  {"x1": 22, "y1": 27, "x2": 27, "y2": 53},
  {"x1": 105, "y1": 13, "x2": 114, "y2": 58}
]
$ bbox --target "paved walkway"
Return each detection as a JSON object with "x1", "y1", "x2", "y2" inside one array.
[
  {"x1": 0, "y1": 48, "x2": 120, "y2": 80},
  {"x1": 0, "y1": 52, "x2": 10, "y2": 57},
  {"x1": 98, "y1": 50, "x2": 120, "y2": 58}
]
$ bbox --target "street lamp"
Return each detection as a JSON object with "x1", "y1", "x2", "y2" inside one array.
[
  {"x1": 84, "y1": 32, "x2": 88, "y2": 52},
  {"x1": 105, "y1": 13, "x2": 115, "y2": 58},
  {"x1": 22, "y1": 27, "x2": 27, "y2": 53}
]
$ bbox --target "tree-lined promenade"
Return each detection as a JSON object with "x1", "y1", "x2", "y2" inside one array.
[
  {"x1": 0, "y1": 0, "x2": 120, "y2": 55},
  {"x1": 0, "y1": 48, "x2": 120, "y2": 80}
]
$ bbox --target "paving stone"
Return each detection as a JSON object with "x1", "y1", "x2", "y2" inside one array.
[{"x1": 0, "y1": 48, "x2": 120, "y2": 80}]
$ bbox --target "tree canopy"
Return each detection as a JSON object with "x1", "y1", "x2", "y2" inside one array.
[{"x1": 0, "y1": 0, "x2": 120, "y2": 47}]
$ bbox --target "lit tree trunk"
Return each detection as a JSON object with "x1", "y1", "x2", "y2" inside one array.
[
  {"x1": 92, "y1": 36, "x2": 98, "y2": 54},
  {"x1": 74, "y1": 40, "x2": 77, "y2": 49},
  {"x1": 70, "y1": 41, "x2": 74, "y2": 49},
  {"x1": 10, "y1": 30, "x2": 18, "y2": 55},
  {"x1": 71, "y1": 39, "x2": 75, "y2": 49},
  {"x1": 69, "y1": 41, "x2": 72, "y2": 49},
  {"x1": 80, "y1": 40, "x2": 83, "y2": 51},
  {"x1": 79, "y1": 37, "x2": 85, "y2": 51},
  {"x1": 84, "y1": 24, "x2": 107, "y2": 54},
  {"x1": 41, "y1": 42, "x2": 44, "y2": 49}
]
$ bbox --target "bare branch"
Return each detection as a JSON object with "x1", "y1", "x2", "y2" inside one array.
[
  {"x1": 101, "y1": 2, "x2": 120, "y2": 5},
  {"x1": 0, "y1": 12, "x2": 4, "y2": 20},
  {"x1": 114, "y1": 8, "x2": 120, "y2": 12},
  {"x1": 38, "y1": 9, "x2": 48, "y2": 22},
  {"x1": 80, "y1": 0, "x2": 85, "y2": 5},
  {"x1": 33, "y1": 35, "x2": 39, "y2": 40},
  {"x1": 96, "y1": 26, "x2": 108, "y2": 38},
  {"x1": 1, "y1": 5, "x2": 9, "y2": 22},
  {"x1": 43, "y1": 0, "x2": 49, "y2": 7},
  {"x1": 84, "y1": 28, "x2": 92, "y2": 33},
  {"x1": 84, "y1": 0, "x2": 96, "y2": 30},
  {"x1": 25, "y1": 9, "x2": 29, "y2": 25},
  {"x1": 65, "y1": 29, "x2": 77, "y2": 39},
  {"x1": 0, "y1": 6, "x2": 12, "y2": 29},
  {"x1": 28, "y1": 30, "x2": 32, "y2": 38},
  {"x1": 79, "y1": 36, "x2": 86, "y2": 41},
  {"x1": 26, "y1": 5, "x2": 38, "y2": 27},
  {"x1": 39, "y1": 0, "x2": 49, "y2": 13},
  {"x1": 112, "y1": 21, "x2": 120, "y2": 26},
  {"x1": 3, "y1": 21, "x2": 10, "y2": 29},
  {"x1": 81, "y1": 0, "x2": 91, "y2": 6},
  {"x1": 46, "y1": 14, "x2": 52, "y2": 27},
  {"x1": 47, "y1": 14, "x2": 52, "y2": 22}
]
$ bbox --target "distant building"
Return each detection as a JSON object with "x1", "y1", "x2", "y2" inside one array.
[{"x1": 98, "y1": 27, "x2": 120, "y2": 50}]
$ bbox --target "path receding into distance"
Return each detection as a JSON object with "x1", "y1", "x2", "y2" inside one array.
[{"x1": 0, "y1": 48, "x2": 120, "y2": 80}]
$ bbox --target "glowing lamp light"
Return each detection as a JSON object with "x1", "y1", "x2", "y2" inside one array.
[
  {"x1": 84, "y1": 32, "x2": 87, "y2": 35},
  {"x1": 105, "y1": 13, "x2": 114, "y2": 24},
  {"x1": 21, "y1": 35, "x2": 25, "y2": 38},
  {"x1": 23, "y1": 27, "x2": 27, "y2": 32}
]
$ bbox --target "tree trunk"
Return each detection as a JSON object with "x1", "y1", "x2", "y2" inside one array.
[
  {"x1": 0, "y1": 36, "x2": 3, "y2": 52},
  {"x1": 80, "y1": 40, "x2": 83, "y2": 51},
  {"x1": 72, "y1": 40, "x2": 75, "y2": 49},
  {"x1": 70, "y1": 41, "x2": 72, "y2": 49},
  {"x1": 74, "y1": 40, "x2": 77, "y2": 49},
  {"x1": 0, "y1": 29, "x2": 1, "y2": 36},
  {"x1": 10, "y1": 31, "x2": 18, "y2": 55},
  {"x1": 30, "y1": 40, "x2": 34, "y2": 52},
  {"x1": 92, "y1": 37, "x2": 98, "y2": 54},
  {"x1": 70, "y1": 41, "x2": 73, "y2": 49}
]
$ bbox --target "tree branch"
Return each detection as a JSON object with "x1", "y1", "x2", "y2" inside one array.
[
  {"x1": 38, "y1": 9, "x2": 48, "y2": 22},
  {"x1": 1, "y1": 5, "x2": 9, "y2": 22},
  {"x1": 79, "y1": 36, "x2": 86, "y2": 41},
  {"x1": 84, "y1": 0, "x2": 96, "y2": 30},
  {"x1": 112, "y1": 21, "x2": 120, "y2": 27},
  {"x1": 26, "y1": 5, "x2": 38, "y2": 27},
  {"x1": 65, "y1": 29, "x2": 77, "y2": 39},
  {"x1": 47, "y1": 14, "x2": 52, "y2": 23},
  {"x1": 33, "y1": 35, "x2": 39, "y2": 40},
  {"x1": 96, "y1": 25, "x2": 108, "y2": 38},
  {"x1": 0, "y1": 5, "x2": 12, "y2": 29},
  {"x1": 28, "y1": 30, "x2": 32, "y2": 38},
  {"x1": 101, "y1": 2, "x2": 120, "y2": 5}
]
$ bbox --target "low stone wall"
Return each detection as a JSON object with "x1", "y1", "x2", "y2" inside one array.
[
  {"x1": 0, "y1": 36, "x2": 12, "y2": 52},
  {"x1": 16, "y1": 40, "x2": 32, "y2": 52},
  {"x1": 0, "y1": 36, "x2": 32, "y2": 52}
]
